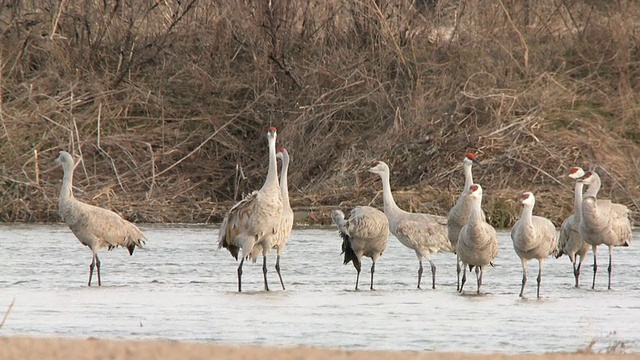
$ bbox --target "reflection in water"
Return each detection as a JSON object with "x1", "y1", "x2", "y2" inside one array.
[{"x1": 0, "y1": 224, "x2": 638, "y2": 354}]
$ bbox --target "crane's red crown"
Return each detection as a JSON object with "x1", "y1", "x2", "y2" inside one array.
[
  {"x1": 583, "y1": 171, "x2": 592, "y2": 178},
  {"x1": 470, "y1": 184, "x2": 479, "y2": 192},
  {"x1": 268, "y1": 126, "x2": 277, "y2": 133},
  {"x1": 278, "y1": 147, "x2": 285, "y2": 153},
  {"x1": 569, "y1": 167, "x2": 580, "y2": 174},
  {"x1": 521, "y1": 193, "x2": 530, "y2": 200},
  {"x1": 466, "y1": 152, "x2": 475, "y2": 160},
  {"x1": 372, "y1": 161, "x2": 380, "y2": 166}
]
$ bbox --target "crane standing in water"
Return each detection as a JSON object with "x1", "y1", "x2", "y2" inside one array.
[
  {"x1": 55, "y1": 150, "x2": 146, "y2": 286},
  {"x1": 218, "y1": 127, "x2": 283, "y2": 292},
  {"x1": 332, "y1": 206, "x2": 389, "y2": 290},
  {"x1": 369, "y1": 161, "x2": 453, "y2": 289}
]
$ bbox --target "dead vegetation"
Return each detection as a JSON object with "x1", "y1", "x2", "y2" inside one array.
[
  {"x1": 0, "y1": 0, "x2": 638, "y2": 226},
  {"x1": 0, "y1": 298, "x2": 14, "y2": 329}
]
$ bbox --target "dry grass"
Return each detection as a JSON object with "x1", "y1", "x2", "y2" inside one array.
[
  {"x1": 0, "y1": 298, "x2": 15, "y2": 330},
  {"x1": 0, "y1": 0, "x2": 638, "y2": 226}
]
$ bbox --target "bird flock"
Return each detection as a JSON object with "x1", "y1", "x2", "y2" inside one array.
[{"x1": 53, "y1": 127, "x2": 633, "y2": 297}]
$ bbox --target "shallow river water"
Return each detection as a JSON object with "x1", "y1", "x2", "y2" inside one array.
[{"x1": 0, "y1": 224, "x2": 638, "y2": 354}]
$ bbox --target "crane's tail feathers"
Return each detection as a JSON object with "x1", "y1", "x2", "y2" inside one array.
[
  {"x1": 125, "y1": 235, "x2": 145, "y2": 255},
  {"x1": 220, "y1": 243, "x2": 240, "y2": 260},
  {"x1": 340, "y1": 232, "x2": 358, "y2": 268},
  {"x1": 120, "y1": 221, "x2": 146, "y2": 255}
]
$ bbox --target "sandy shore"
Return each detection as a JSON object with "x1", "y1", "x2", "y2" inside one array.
[{"x1": 0, "y1": 337, "x2": 634, "y2": 360}]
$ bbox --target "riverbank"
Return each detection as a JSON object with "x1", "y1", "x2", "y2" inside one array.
[{"x1": 0, "y1": 337, "x2": 633, "y2": 360}]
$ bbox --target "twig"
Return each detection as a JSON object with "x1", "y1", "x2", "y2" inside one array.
[
  {"x1": 596, "y1": 165, "x2": 640, "y2": 211},
  {"x1": 34, "y1": 149, "x2": 40, "y2": 186},
  {"x1": 497, "y1": 0, "x2": 529, "y2": 73},
  {"x1": 0, "y1": 51, "x2": 15, "y2": 155},
  {"x1": 506, "y1": 155, "x2": 564, "y2": 187},
  {"x1": 0, "y1": 298, "x2": 15, "y2": 329},
  {"x1": 234, "y1": 162, "x2": 246, "y2": 201},
  {"x1": 147, "y1": 93, "x2": 265, "y2": 182},
  {"x1": 144, "y1": 142, "x2": 155, "y2": 200},
  {"x1": 97, "y1": 102, "x2": 102, "y2": 148},
  {"x1": 69, "y1": 85, "x2": 90, "y2": 185},
  {"x1": 369, "y1": 0, "x2": 413, "y2": 82},
  {"x1": 50, "y1": 0, "x2": 66, "y2": 40}
]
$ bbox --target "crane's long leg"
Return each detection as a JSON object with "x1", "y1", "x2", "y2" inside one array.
[
  {"x1": 237, "y1": 257, "x2": 245, "y2": 292},
  {"x1": 459, "y1": 263, "x2": 467, "y2": 293},
  {"x1": 607, "y1": 246, "x2": 613, "y2": 290},
  {"x1": 571, "y1": 254, "x2": 578, "y2": 288},
  {"x1": 591, "y1": 245, "x2": 598, "y2": 289},
  {"x1": 418, "y1": 258, "x2": 422, "y2": 289},
  {"x1": 476, "y1": 265, "x2": 482, "y2": 295},
  {"x1": 456, "y1": 255, "x2": 461, "y2": 292},
  {"x1": 262, "y1": 255, "x2": 270, "y2": 291},
  {"x1": 370, "y1": 260, "x2": 376, "y2": 291},
  {"x1": 427, "y1": 257, "x2": 437, "y2": 289},
  {"x1": 275, "y1": 254, "x2": 285, "y2": 290},
  {"x1": 536, "y1": 259, "x2": 543, "y2": 298},
  {"x1": 519, "y1": 258, "x2": 527, "y2": 297},
  {"x1": 95, "y1": 254, "x2": 101, "y2": 287},
  {"x1": 354, "y1": 259, "x2": 362, "y2": 291},
  {"x1": 575, "y1": 254, "x2": 584, "y2": 288},
  {"x1": 88, "y1": 254, "x2": 96, "y2": 287}
]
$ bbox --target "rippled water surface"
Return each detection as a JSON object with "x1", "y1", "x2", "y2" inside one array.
[{"x1": 0, "y1": 224, "x2": 638, "y2": 354}]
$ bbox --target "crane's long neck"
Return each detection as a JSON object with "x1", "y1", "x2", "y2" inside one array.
[
  {"x1": 59, "y1": 163, "x2": 75, "y2": 203},
  {"x1": 261, "y1": 135, "x2": 280, "y2": 192},
  {"x1": 573, "y1": 182, "x2": 584, "y2": 218},
  {"x1": 583, "y1": 175, "x2": 601, "y2": 199},
  {"x1": 379, "y1": 171, "x2": 401, "y2": 214},
  {"x1": 463, "y1": 163, "x2": 473, "y2": 191},
  {"x1": 468, "y1": 196, "x2": 483, "y2": 225},
  {"x1": 520, "y1": 203, "x2": 534, "y2": 225},
  {"x1": 279, "y1": 153, "x2": 290, "y2": 204}
]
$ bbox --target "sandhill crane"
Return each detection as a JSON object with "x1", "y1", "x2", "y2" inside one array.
[
  {"x1": 369, "y1": 161, "x2": 453, "y2": 289},
  {"x1": 218, "y1": 127, "x2": 283, "y2": 292},
  {"x1": 578, "y1": 171, "x2": 632, "y2": 290},
  {"x1": 556, "y1": 167, "x2": 591, "y2": 287},
  {"x1": 457, "y1": 184, "x2": 498, "y2": 295},
  {"x1": 331, "y1": 207, "x2": 389, "y2": 290},
  {"x1": 448, "y1": 152, "x2": 481, "y2": 290},
  {"x1": 54, "y1": 150, "x2": 146, "y2": 286},
  {"x1": 248, "y1": 147, "x2": 293, "y2": 290},
  {"x1": 510, "y1": 192, "x2": 558, "y2": 298}
]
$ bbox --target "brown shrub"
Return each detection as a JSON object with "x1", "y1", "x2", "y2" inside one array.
[{"x1": 0, "y1": 0, "x2": 638, "y2": 226}]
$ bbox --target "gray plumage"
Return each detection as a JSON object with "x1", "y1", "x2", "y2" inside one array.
[
  {"x1": 510, "y1": 192, "x2": 558, "y2": 298},
  {"x1": 217, "y1": 127, "x2": 283, "y2": 292},
  {"x1": 556, "y1": 167, "x2": 591, "y2": 287},
  {"x1": 55, "y1": 150, "x2": 146, "y2": 286},
  {"x1": 331, "y1": 206, "x2": 389, "y2": 290},
  {"x1": 249, "y1": 147, "x2": 293, "y2": 290},
  {"x1": 578, "y1": 171, "x2": 632, "y2": 290},
  {"x1": 447, "y1": 152, "x2": 481, "y2": 290},
  {"x1": 369, "y1": 161, "x2": 453, "y2": 290},
  {"x1": 457, "y1": 184, "x2": 498, "y2": 295}
]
